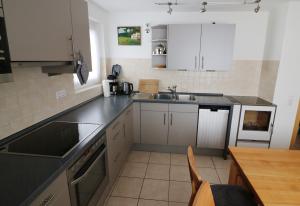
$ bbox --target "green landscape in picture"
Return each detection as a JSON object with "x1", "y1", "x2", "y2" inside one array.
[{"x1": 118, "y1": 26, "x2": 141, "y2": 45}]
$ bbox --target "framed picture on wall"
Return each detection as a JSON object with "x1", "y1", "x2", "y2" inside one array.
[{"x1": 117, "y1": 26, "x2": 141, "y2": 45}]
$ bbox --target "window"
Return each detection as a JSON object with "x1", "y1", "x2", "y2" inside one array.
[{"x1": 74, "y1": 20, "x2": 101, "y2": 90}]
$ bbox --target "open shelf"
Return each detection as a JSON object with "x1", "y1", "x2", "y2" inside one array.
[{"x1": 152, "y1": 25, "x2": 168, "y2": 69}]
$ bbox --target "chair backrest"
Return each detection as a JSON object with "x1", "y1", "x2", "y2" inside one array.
[
  {"x1": 192, "y1": 181, "x2": 215, "y2": 206},
  {"x1": 187, "y1": 145, "x2": 203, "y2": 206}
]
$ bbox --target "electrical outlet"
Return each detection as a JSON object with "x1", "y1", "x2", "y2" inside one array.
[{"x1": 56, "y1": 89, "x2": 67, "y2": 100}]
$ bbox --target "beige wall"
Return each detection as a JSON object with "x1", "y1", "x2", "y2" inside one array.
[
  {"x1": 107, "y1": 58, "x2": 278, "y2": 97},
  {"x1": 258, "y1": 60, "x2": 280, "y2": 102},
  {"x1": 0, "y1": 67, "x2": 102, "y2": 140}
]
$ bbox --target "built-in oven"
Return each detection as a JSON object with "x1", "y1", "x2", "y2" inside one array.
[
  {"x1": 237, "y1": 105, "x2": 276, "y2": 141},
  {"x1": 0, "y1": 0, "x2": 13, "y2": 83},
  {"x1": 68, "y1": 134, "x2": 108, "y2": 206}
]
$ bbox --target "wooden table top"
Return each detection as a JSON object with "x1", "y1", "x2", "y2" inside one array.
[{"x1": 229, "y1": 147, "x2": 300, "y2": 206}]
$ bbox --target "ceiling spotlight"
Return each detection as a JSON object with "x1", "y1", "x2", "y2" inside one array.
[
  {"x1": 254, "y1": 0, "x2": 261, "y2": 13},
  {"x1": 167, "y1": 3, "x2": 173, "y2": 14},
  {"x1": 201, "y1": 1, "x2": 207, "y2": 13}
]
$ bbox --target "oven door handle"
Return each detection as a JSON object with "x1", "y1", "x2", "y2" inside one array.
[{"x1": 71, "y1": 147, "x2": 107, "y2": 186}]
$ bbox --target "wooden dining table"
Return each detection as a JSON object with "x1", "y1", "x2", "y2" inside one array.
[{"x1": 228, "y1": 147, "x2": 300, "y2": 206}]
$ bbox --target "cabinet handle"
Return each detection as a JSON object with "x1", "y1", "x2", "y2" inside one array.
[
  {"x1": 114, "y1": 152, "x2": 121, "y2": 162},
  {"x1": 40, "y1": 194, "x2": 55, "y2": 206},
  {"x1": 194, "y1": 56, "x2": 197, "y2": 70},
  {"x1": 112, "y1": 121, "x2": 120, "y2": 130},
  {"x1": 113, "y1": 131, "x2": 120, "y2": 140},
  {"x1": 201, "y1": 56, "x2": 204, "y2": 70},
  {"x1": 123, "y1": 124, "x2": 126, "y2": 138},
  {"x1": 163, "y1": 113, "x2": 166, "y2": 125},
  {"x1": 170, "y1": 113, "x2": 173, "y2": 126}
]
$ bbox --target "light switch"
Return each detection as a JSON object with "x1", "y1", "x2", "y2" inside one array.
[{"x1": 56, "y1": 89, "x2": 67, "y2": 100}]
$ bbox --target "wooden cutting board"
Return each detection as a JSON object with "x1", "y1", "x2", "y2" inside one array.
[{"x1": 138, "y1": 79, "x2": 159, "y2": 94}]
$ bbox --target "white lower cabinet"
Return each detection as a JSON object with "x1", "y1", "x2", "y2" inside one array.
[
  {"x1": 106, "y1": 106, "x2": 133, "y2": 183},
  {"x1": 140, "y1": 103, "x2": 198, "y2": 146},
  {"x1": 168, "y1": 112, "x2": 198, "y2": 145},
  {"x1": 30, "y1": 171, "x2": 71, "y2": 206},
  {"x1": 141, "y1": 110, "x2": 168, "y2": 144}
]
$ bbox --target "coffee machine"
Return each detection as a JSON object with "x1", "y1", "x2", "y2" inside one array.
[{"x1": 107, "y1": 64, "x2": 121, "y2": 95}]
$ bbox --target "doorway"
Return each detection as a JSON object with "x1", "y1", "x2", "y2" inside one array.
[{"x1": 290, "y1": 101, "x2": 300, "y2": 150}]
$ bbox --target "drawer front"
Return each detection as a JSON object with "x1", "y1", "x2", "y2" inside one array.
[
  {"x1": 31, "y1": 171, "x2": 70, "y2": 206},
  {"x1": 108, "y1": 149, "x2": 123, "y2": 182},
  {"x1": 141, "y1": 103, "x2": 168, "y2": 112},
  {"x1": 236, "y1": 141, "x2": 269, "y2": 148},
  {"x1": 169, "y1": 104, "x2": 198, "y2": 113}
]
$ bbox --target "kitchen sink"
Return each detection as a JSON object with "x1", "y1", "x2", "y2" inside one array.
[
  {"x1": 176, "y1": 94, "x2": 196, "y2": 101},
  {"x1": 152, "y1": 93, "x2": 173, "y2": 100}
]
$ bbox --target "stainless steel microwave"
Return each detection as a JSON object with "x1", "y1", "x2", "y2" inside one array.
[{"x1": 0, "y1": 1, "x2": 12, "y2": 83}]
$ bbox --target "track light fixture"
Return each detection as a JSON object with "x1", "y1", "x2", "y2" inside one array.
[{"x1": 201, "y1": 2, "x2": 208, "y2": 13}]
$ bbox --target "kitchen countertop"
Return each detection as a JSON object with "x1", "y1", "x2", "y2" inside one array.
[
  {"x1": 0, "y1": 95, "x2": 133, "y2": 206},
  {"x1": 132, "y1": 93, "x2": 233, "y2": 106},
  {"x1": 0, "y1": 93, "x2": 274, "y2": 205},
  {"x1": 226, "y1": 96, "x2": 275, "y2": 106}
]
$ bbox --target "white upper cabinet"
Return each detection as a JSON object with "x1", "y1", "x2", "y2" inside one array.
[
  {"x1": 200, "y1": 24, "x2": 236, "y2": 71},
  {"x1": 167, "y1": 24, "x2": 201, "y2": 71},
  {"x1": 70, "y1": 0, "x2": 91, "y2": 70},
  {"x1": 160, "y1": 23, "x2": 235, "y2": 72},
  {"x1": 3, "y1": 0, "x2": 91, "y2": 69},
  {"x1": 3, "y1": 0, "x2": 73, "y2": 61}
]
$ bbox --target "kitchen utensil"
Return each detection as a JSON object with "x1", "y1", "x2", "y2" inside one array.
[{"x1": 138, "y1": 79, "x2": 159, "y2": 94}]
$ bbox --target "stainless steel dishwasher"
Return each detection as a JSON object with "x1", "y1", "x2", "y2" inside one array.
[{"x1": 197, "y1": 106, "x2": 230, "y2": 149}]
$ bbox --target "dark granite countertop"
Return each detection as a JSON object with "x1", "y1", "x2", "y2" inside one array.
[
  {"x1": 0, "y1": 94, "x2": 274, "y2": 205},
  {"x1": 0, "y1": 95, "x2": 133, "y2": 206}
]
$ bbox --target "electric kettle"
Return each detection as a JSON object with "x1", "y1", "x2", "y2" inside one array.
[{"x1": 121, "y1": 82, "x2": 133, "y2": 95}]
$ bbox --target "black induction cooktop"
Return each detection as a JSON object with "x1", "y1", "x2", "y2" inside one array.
[{"x1": 4, "y1": 121, "x2": 101, "y2": 158}]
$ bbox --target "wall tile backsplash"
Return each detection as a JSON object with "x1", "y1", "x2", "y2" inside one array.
[
  {"x1": 0, "y1": 67, "x2": 102, "y2": 140},
  {"x1": 107, "y1": 59, "x2": 278, "y2": 98}
]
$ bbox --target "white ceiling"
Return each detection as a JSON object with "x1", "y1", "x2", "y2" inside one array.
[{"x1": 91, "y1": 0, "x2": 289, "y2": 12}]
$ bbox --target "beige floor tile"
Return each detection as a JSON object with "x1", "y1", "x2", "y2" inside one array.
[
  {"x1": 216, "y1": 168, "x2": 230, "y2": 184},
  {"x1": 197, "y1": 168, "x2": 220, "y2": 184},
  {"x1": 121, "y1": 162, "x2": 148, "y2": 178},
  {"x1": 212, "y1": 156, "x2": 232, "y2": 169},
  {"x1": 138, "y1": 199, "x2": 168, "y2": 206},
  {"x1": 106, "y1": 197, "x2": 138, "y2": 206},
  {"x1": 171, "y1": 154, "x2": 188, "y2": 166},
  {"x1": 112, "y1": 177, "x2": 143, "y2": 198},
  {"x1": 169, "y1": 202, "x2": 188, "y2": 206},
  {"x1": 145, "y1": 164, "x2": 170, "y2": 180},
  {"x1": 149, "y1": 152, "x2": 170, "y2": 165},
  {"x1": 140, "y1": 179, "x2": 169, "y2": 201},
  {"x1": 195, "y1": 156, "x2": 214, "y2": 168},
  {"x1": 169, "y1": 181, "x2": 191, "y2": 203},
  {"x1": 170, "y1": 165, "x2": 190, "y2": 182},
  {"x1": 128, "y1": 151, "x2": 150, "y2": 163}
]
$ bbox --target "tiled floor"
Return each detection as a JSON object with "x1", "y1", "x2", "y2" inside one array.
[{"x1": 105, "y1": 151, "x2": 231, "y2": 206}]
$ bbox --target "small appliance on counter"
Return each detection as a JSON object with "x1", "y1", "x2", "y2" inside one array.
[
  {"x1": 104, "y1": 64, "x2": 122, "y2": 96},
  {"x1": 120, "y1": 82, "x2": 134, "y2": 95}
]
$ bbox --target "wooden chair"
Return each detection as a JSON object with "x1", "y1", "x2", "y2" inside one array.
[
  {"x1": 187, "y1": 145, "x2": 257, "y2": 206},
  {"x1": 187, "y1": 145, "x2": 203, "y2": 206},
  {"x1": 192, "y1": 181, "x2": 215, "y2": 206}
]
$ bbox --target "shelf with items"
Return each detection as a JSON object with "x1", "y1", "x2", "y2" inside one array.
[{"x1": 151, "y1": 25, "x2": 168, "y2": 69}]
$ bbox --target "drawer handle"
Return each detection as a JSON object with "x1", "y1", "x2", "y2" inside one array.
[
  {"x1": 113, "y1": 131, "x2": 120, "y2": 141},
  {"x1": 112, "y1": 121, "x2": 120, "y2": 130},
  {"x1": 163, "y1": 113, "x2": 166, "y2": 125},
  {"x1": 114, "y1": 152, "x2": 121, "y2": 162},
  {"x1": 170, "y1": 113, "x2": 173, "y2": 126},
  {"x1": 126, "y1": 109, "x2": 132, "y2": 115},
  {"x1": 39, "y1": 194, "x2": 55, "y2": 206}
]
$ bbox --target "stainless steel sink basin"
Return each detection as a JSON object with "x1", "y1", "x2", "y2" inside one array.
[
  {"x1": 175, "y1": 94, "x2": 196, "y2": 101},
  {"x1": 152, "y1": 93, "x2": 173, "y2": 100}
]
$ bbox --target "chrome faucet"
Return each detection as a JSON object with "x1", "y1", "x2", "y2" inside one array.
[{"x1": 168, "y1": 85, "x2": 177, "y2": 97}]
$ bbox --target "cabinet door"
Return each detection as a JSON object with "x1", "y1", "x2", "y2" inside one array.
[
  {"x1": 133, "y1": 103, "x2": 141, "y2": 144},
  {"x1": 3, "y1": 0, "x2": 73, "y2": 61},
  {"x1": 168, "y1": 112, "x2": 198, "y2": 146},
  {"x1": 141, "y1": 111, "x2": 168, "y2": 145},
  {"x1": 30, "y1": 171, "x2": 71, "y2": 206},
  {"x1": 200, "y1": 24, "x2": 235, "y2": 71},
  {"x1": 124, "y1": 105, "x2": 134, "y2": 153},
  {"x1": 70, "y1": 0, "x2": 92, "y2": 71},
  {"x1": 167, "y1": 24, "x2": 201, "y2": 71}
]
